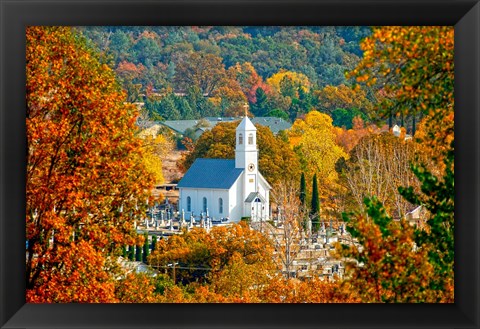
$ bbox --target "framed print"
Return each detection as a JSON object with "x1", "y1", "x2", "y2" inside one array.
[{"x1": 1, "y1": 0, "x2": 479, "y2": 328}]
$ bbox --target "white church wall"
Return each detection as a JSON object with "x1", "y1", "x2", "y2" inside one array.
[
  {"x1": 257, "y1": 178, "x2": 270, "y2": 220},
  {"x1": 180, "y1": 188, "x2": 230, "y2": 220},
  {"x1": 228, "y1": 176, "x2": 244, "y2": 222}
]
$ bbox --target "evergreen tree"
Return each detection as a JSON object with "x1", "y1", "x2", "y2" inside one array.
[
  {"x1": 399, "y1": 143, "x2": 454, "y2": 296},
  {"x1": 121, "y1": 245, "x2": 127, "y2": 258},
  {"x1": 135, "y1": 245, "x2": 142, "y2": 262},
  {"x1": 176, "y1": 97, "x2": 194, "y2": 119},
  {"x1": 251, "y1": 87, "x2": 268, "y2": 116},
  {"x1": 299, "y1": 172, "x2": 306, "y2": 206},
  {"x1": 161, "y1": 95, "x2": 181, "y2": 120},
  {"x1": 142, "y1": 233, "x2": 150, "y2": 263},
  {"x1": 311, "y1": 173, "x2": 320, "y2": 231},
  {"x1": 151, "y1": 235, "x2": 158, "y2": 252},
  {"x1": 128, "y1": 245, "x2": 134, "y2": 261}
]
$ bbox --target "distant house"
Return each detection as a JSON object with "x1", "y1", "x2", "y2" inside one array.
[
  {"x1": 405, "y1": 205, "x2": 426, "y2": 226},
  {"x1": 177, "y1": 116, "x2": 271, "y2": 222},
  {"x1": 160, "y1": 116, "x2": 292, "y2": 140},
  {"x1": 160, "y1": 120, "x2": 204, "y2": 136},
  {"x1": 250, "y1": 117, "x2": 291, "y2": 134}
]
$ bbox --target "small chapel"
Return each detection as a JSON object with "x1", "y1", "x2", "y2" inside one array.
[{"x1": 177, "y1": 116, "x2": 271, "y2": 222}]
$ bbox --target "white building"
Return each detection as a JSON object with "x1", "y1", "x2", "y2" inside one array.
[{"x1": 177, "y1": 116, "x2": 271, "y2": 222}]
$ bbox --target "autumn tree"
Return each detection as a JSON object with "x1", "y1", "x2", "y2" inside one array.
[
  {"x1": 399, "y1": 143, "x2": 454, "y2": 302},
  {"x1": 339, "y1": 133, "x2": 418, "y2": 218},
  {"x1": 212, "y1": 74, "x2": 248, "y2": 117},
  {"x1": 333, "y1": 116, "x2": 380, "y2": 153},
  {"x1": 228, "y1": 62, "x2": 269, "y2": 104},
  {"x1": 138, "y1": 125, "x2": 175, "y2": 186},
  {"x1": 114, "y1": 60, "x2": 146, "y2": 102},
  {"x1": 315, "y1": 84, "x2": 373, "y2": 118},
  {"x1": 258, "y1": 277, "x2": 359, "y2": 303},
  {"x1": 266, "y1": 70, "x2": 311, "y2": 97},
  {"x1": 350, "y1": 26, "x2": 454, "y2": 134},
  {"x1": 174, "y1": 52, "x2": 228, "y2": 96},
  {"x1": 148, "y1": 222, "x2": 275, "y2": 287},
  {"x1": 267, "y1": 182, "x2": 309, "y2": 279},
  {"x1": 413, "y1": 107, "x2": 454, "y2": 177},
  {"x1": 26, "y1": 26, "x2": 153, "y2": 302},
  {"x1": 288, "y1": 111, "x2": 347, "y2": 205},
  {"x1": 337, "y1": 198, "x2": 438, "y2": 302},
  {"x1": 114, "y1": 272, "x2": 159, "y2": 303}
]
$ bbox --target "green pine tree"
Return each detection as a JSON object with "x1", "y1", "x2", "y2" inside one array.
[
  {"x1": 300, "y1": 172, "x2": 306, "y2": 206},
  {"x1": 398, "y1": 143, "x2": 454, "y2": 295},
  {"x1": 251, "y1": 87, "x2": 269, "y2": 116},
  {"x1": 151, "y1": 235, "x2": 158, "y2": 252},
  {"x1": 142, "y1": 233, "x2": 150, "y2": 263},
  {"x1": 128, "y1": 245, "x2": 134, "y2": 261},
  {"x1": 311, "y1": 173, "x2": 320, "y2": 231},
  {"x1": 161, "y1": 95, "x2": 181, "y2": 120},
  {"x1": 135, "y1": 245, "x2": 142, "y2": 262}
]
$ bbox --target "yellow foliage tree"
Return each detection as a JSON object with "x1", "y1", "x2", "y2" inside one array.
[
  {"x1": 266, "y1": 70, "x2": 311, "y2": 97},
  {"x1": 315, "y1": 84, "x2": 373, "y2": 115},
  {"x1": 138, "y1": 126, "x2": 174, "y2": 186},
  {"x1": 288, "y1": 111, "x2": 348, "y2": 203}
]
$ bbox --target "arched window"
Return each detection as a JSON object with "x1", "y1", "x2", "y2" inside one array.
[
  {"x1": 238, "y1": 133, "x2": 243, "y2": 145},
  {"x1": 219, "y1": 198, "x2": 223, "y2": 214},
  {"x1": 248, "y1": 133, "x2": 254, "y2": 145},
  {"x1": 187, "y1": 196, "x2": 191, "y2": 212},
  {"x1": 203, "y1": 197, "x2": 208, "y2": 213}
]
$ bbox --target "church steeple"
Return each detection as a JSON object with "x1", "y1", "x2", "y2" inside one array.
[{"x1": 235, "y1": 116, "x2": 257, "y2": 170}]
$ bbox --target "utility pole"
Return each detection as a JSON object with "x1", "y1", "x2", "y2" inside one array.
[
  {"x1": 168, "y1": 262, "x2": 178, "y2": 283},
  {"x1": 173, "y1": 263, "x2": 176, "y2": 283}
]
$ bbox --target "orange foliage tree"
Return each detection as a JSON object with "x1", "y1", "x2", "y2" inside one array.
[
  {"x1": 26, "y1": 26, "x2": 153, "y2": 302},
  {"x1": 148, "y1": 222, "x2": 275, "y2": 289},
  {"x1": 315, "y1": 84, "x2": 373, "y2": 116},
  {"x1": 337, "y1": 198, "x2": 444, "y2": 303},
  {"x1": 350, "y1": 26, "x2": 454, "y2": 134}
]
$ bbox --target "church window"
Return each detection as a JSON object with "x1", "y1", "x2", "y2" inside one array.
[
  {"x1": 239, "y1": 133, "x2": 243, "y2": 145},
  {"x1": 187, "y1": 196, "x2": 191, "y2": 212},
  {"x1": 203, "y1": 197, "x2": 208, "y2": 213},
  {"x1": 248, "y1": 133, "x2": 254, "y2": 145},
  {"x1": 219, "y1": 198, "x2": 223, "y2": 214}
]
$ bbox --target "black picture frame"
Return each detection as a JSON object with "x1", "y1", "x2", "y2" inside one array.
[{"x1": 1, "y1": 0, "x2": 479, "y2": 328}]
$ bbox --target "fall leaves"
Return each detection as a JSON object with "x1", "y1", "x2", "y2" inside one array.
[{"x1": 26, "y1": 26, "x2": 153, "y2": 302}]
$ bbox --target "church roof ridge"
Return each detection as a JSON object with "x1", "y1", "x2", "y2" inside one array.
[{"x1": 236, "y1": 116, "x2": 256, "y2": 131}]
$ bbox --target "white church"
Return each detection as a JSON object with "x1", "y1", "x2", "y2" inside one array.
[{"x1": 177, "y1": 116, "x2": 271, "y2": 222}]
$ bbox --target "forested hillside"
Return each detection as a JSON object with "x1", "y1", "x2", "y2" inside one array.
[{"x1": 79, "y1": 26, "x2": 372, "y2": 123}]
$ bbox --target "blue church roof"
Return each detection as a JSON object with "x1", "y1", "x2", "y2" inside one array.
[{"x1": 177, "y1": 159, "x2": 243, "y2": 189}]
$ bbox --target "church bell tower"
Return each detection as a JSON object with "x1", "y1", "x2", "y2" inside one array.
[
  {"x1": 235, "y1": 116, "x2": 258, "y2": 215},
  {"x1": 235, "y1": 116, "x2": 258, "y2": 171}
]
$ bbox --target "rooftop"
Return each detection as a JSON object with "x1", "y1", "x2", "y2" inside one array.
[
  {"x1": 177, "y1": 159, "x2": 243, "y2": 189},
  {"x1": 160, "y1": 116, "x2": 292, "y2": 136}
]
